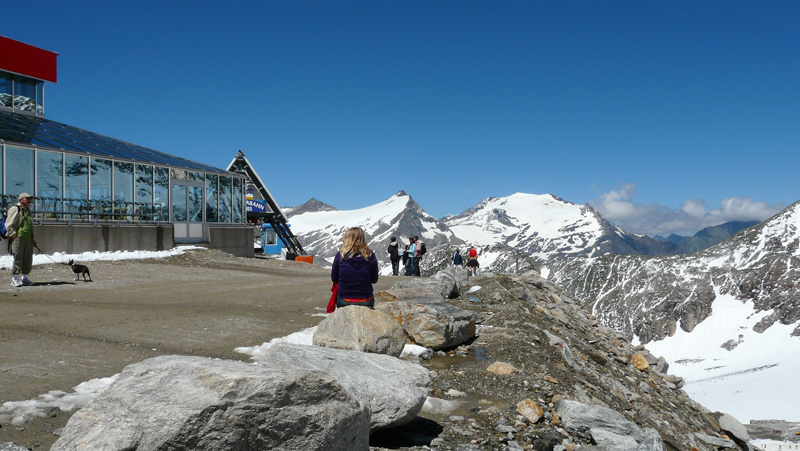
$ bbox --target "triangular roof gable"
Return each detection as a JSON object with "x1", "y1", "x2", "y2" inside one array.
[{"x1": 227, "y1": 150, "x2": 287, "y2": 222}]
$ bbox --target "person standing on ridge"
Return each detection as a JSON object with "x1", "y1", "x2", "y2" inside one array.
[
  {"x1": 467, "y1": 246, "x2": 479, "y2": 276},
  {"x1": 405, "y1": 237, "x2": 417, "y2": 276},
  {"x1": 453, "y1": 249, "x2": 463, "y2": 267},
  {"x1": 387, "y1": 236, "x2": 401, "y2": 276},
  {"x1": 5, "y1": 193, "x2": 36, "y2": 287},
  {"x1": 414, "y1": 235, "x2": 426, "y2": 276},
  {"x1": 331, "y1": 227, "x2": 379, "y2": 308}
]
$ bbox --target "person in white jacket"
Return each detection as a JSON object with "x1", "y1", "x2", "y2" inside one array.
[{"x1": 5, "y1": 193, "x2": 36, "y2": 287}]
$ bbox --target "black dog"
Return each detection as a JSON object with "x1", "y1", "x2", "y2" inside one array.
[{"x1": 68, "y1": 259, "x2": 92, "y2": 282}]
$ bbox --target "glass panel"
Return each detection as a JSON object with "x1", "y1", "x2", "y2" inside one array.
[
  {"x1": 188, "y1": 186, "x2": 203, "y2": 223},
  {"x1": 6, "y1": 146, "x2": 34, "y2": 196},
  {"x1": 232, "y1": 177, "x2": 243, "y2": 223},
  {"x1": 0, "y1": 76, "x2": 11, "y2": 108},
  {"x1": 172, "y1": 184, "x2": 187, "y2": 222},
  {"x1": 36, "y1": 82, "x2": 44, "y2": 114},
  {"x1": 90, "y1": 159, "x2": 112, "y2": 200},
  {"x1": 14, "y1": 78, "x2": 37, "y2": 112},
  {"x1": 65, "y1": 155, "x2": 89, "y2": 218},
  {"x1": 36, "y1": 150, "x2": 63, "y2": 217},
  {"x1": 188, "y1": 171, "x2": 202, "y2": 182},
  {"x1": 90, "y1": 158, "x2": 112, "y2": 218},
  {"x1": 219, "y1": 176, "x2": 232, "y2": 223},
  {"x1": 154, "y1": 166, "x2": 169, "y2": 221},
  {"x1": 205, "y1": 174, "x2": 218, "y2": 222},
  {"x1": 114, "y1": 161, "x2": 133, "y2": 219},
  {"x1": 113, "y1": 162, "x2": 133, "y2": 202},
  {"x1": 171, "y1": 169, "x2": 187, "y2": 181}
]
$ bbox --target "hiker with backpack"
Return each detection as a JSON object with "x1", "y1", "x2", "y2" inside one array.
[{"x1": 4, "y1": 193, "x2": 36, "y2": 287}]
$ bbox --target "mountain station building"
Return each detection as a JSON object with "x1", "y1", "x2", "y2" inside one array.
[{"x1": 0, "y1": 37, "x2": 253, "y2": 257}]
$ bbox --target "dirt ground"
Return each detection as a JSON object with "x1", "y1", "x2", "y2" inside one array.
[{"x1": 0, "y1": 249, "x2": 400, "y2": 449}]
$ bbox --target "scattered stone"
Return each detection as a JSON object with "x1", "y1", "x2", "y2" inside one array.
[
  {"x1": 516, "y1": 399, "x2": 545, "y2": 424},
  {"x1": 630, "y1": 353, "x2": 650, "y2": 371},
  {"x1": 486, "y1": 361, "x2": 518, "y2": 375}
]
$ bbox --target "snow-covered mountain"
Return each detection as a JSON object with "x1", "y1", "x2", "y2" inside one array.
[
  {"x1": 547, "y1": 199, "x2": 800, "y2": 422},
  {"x1": 286, "y1": 191, "x2": 463, "y2": 265},
  {"x1": 444, "y1": 193, "x2": 676, "y2": 262}
]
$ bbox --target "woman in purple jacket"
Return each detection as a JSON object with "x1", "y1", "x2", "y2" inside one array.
[{"x1": 331, "y1": 227, "x2": 379, "y2": 308}]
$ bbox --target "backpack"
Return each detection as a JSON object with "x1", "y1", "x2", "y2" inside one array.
[
  {"x1": 1, "y1": 205, "x2": 19, "y2": 240},
  {"x1": 419, "y1": 242, "x2": 427, "y2": 255}
]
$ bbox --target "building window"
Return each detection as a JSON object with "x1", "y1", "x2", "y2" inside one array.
[
  {"x1": 0, "y1": 77, "x2": 11, "y2": 108},
  {"x1": 233, "y1": 177, "x2": 243, "y2": 223},
  {"x1": 36, "y1": 150, "x2": 63, "y2": 217},
  {"x1": 5, "y1": 146, "x2": 34, "y2": 196},
  {"x1": 65, "y1": 154, "x2": 89, "y2": 216},
  {"x1": 154, "y1": 166, "x2": 169, "y2": 221},
  {"x1": 219, "y1": 176, "x2": 232, "y2": 222},
  {"x1": 0, "y1": 72, "x2": 44, "y2": 115},
  {"x1": 135, "y1": 164, "x2": 154, "y2": 219},
  {"x1": 188, "y1": 185, "x2": 203, "y2": 222},
  {"x1": 205, "y1": 174, "x2": 218, "y2": 222}
]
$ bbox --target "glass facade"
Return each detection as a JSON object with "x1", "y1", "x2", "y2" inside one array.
[{"x1": 1, "y1": 144, "x2": 246, "y2": 225}]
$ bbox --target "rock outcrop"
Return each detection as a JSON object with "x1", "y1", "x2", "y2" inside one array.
[{"x1": 51, "y1": 355, "x2": 370, "y2": 451}]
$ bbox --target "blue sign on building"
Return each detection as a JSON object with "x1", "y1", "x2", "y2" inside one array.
[{"x1": 247, "y1": 199, "x2": 267, "y2": 213}]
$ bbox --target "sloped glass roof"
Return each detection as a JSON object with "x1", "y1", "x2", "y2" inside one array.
[{"x1": 0, "y1": 110, "x2": 230, "y2": 174}]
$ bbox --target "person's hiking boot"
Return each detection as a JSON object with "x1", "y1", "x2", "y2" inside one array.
[
  {"x1": 11, "y1": 276, "x2": 22, "y2": 287},
  {"x1": 21, "y1": 275, "x2": 33, "y2": 286}
]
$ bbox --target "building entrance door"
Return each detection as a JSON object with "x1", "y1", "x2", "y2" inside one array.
[{"x1": 172, "y1": 182, "x2": 204, "y2": 243}]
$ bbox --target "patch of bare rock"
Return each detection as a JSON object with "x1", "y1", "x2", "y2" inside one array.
[{"x1": 43, "y1": 266, "x2": 761, "y2": 450}]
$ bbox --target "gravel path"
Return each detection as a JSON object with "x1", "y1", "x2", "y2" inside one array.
[{"x1": 0, "y1": 249, "x2": 400, "y2": 449}]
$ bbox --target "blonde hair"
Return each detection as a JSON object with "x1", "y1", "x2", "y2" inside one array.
[{"x1": 340, "y1": 227, "x2": 373, "y2": 260}]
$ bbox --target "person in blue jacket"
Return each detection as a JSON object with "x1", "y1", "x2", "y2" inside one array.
[
  {"x1": 331, "y1": 227, "x2": 379, "y2": 308},
  {"x1": 405, "y1": 237, "x2": 417, "y2": 276}
]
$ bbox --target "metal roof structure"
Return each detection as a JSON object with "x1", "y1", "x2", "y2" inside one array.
[
  {"x1": 228, "y1": 150, "x2": 306, "y2": 255},
  {"x1": 0, "y1": 110, "x2": 231, "y2": 174}
]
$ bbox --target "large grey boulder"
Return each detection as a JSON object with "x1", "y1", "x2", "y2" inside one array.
[
  {"x1": 313, "y1": 305, "x2": 405, "y2": 357},
  {"x1": 257, "y1": 343, "x2": 430, "y2": 432},
  {"x1": 376, "y1": 294, "x2": 477, "y2": 349},
  {"x1": 713, "y1": 412, "x2": 750, "y2": 442},
  {"x1": 429, "y1": 266, "x2": 470, "y2": 298},
  {"x1": 378, "y1": 276, "x2": 478, "y2": 350},
  {"x1": 51, "y1": 355, "x2": 369, "y2": 451}
]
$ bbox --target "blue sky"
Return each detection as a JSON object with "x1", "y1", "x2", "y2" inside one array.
[{"x1": 5, "y1": 1, "x2": 798, "y2": 236}]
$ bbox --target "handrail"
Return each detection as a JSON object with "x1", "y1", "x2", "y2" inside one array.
[{"x1": 1, "y1": 194, "x2": 168, "y2": 224}]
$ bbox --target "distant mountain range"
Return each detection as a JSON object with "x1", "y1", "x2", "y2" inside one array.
[
  {"x1": 285, "y1": 190, "x2": 798, "y2": 423},
  {"x1": 653, "y1": 220, "x2": 759, "y2": 254},
  {"x1": 285, "y1": 191, "x2": 752, "y2": 270},
  {"x1": 285, "y1": 191, "x2": 462, "y2": 265}
]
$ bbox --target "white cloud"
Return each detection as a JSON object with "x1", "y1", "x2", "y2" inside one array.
[{"x1": 590, "y1": 184, "x2": 786, "y2": 237}]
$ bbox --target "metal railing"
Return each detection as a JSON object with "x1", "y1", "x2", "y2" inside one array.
[{"x1": 1, "y1": 194, "x2": 168, "y2": 225}]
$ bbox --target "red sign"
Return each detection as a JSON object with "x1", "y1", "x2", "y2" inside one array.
[{"x1": 0, "y1": 36, "x2": 58, "y2": 83}]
